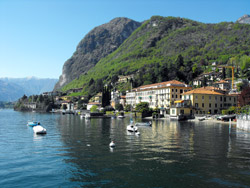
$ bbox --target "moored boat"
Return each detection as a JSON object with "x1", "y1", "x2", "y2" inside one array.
[
  {"x1": 126, "y1": 121, "x2": 138, "y2": 132},
  {"x1": 33, "y1": 125, "x2": 47, "y2": 134},
  {"x1": 85, "y1": 113, "x2": 91, "y2": 119},
  {"x1": 27, "y1": 121, "x2": 40, "y2": 127}
]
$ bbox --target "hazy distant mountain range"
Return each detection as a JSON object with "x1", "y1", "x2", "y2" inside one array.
[{"x1": 0, "y1": 77, "x2": 58, "y2": 102}]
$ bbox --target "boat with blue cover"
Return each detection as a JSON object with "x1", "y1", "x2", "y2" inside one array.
[{"x1": 27, "y1": 121, "x2": 40, "y2": 127}]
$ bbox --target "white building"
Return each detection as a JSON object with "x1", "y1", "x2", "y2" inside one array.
[{"x1": 126, "y1": 80, "x2": 192, "y2": 110}]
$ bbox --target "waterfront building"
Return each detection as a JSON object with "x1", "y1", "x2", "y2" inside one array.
[
  {"x1": 182, "y1": 87, "x2": 238, "y2": 115},
  {"x1": 125, "y1": 80, "x2": 192, "y2": 112},
  {"x1": 170, "y1": 100, "x2": 193, "y2": 120},
  {"x1": 87, "y1": 102, "x2": 101, "y2": 111}
]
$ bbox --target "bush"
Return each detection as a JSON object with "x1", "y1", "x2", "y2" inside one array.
[{"x1": 90, "y1": 105, "x2": 99, "y2": 112}]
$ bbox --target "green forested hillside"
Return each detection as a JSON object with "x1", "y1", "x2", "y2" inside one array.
[{"x1": 62, "y1": 16, "x2": 250, "y2": 96}]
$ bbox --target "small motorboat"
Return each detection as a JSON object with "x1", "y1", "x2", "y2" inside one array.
[
  {"x1": 27, "y1": 121, "x2": 40, "y2": 127},
  {"x1": 109, "y1": 141, "x2": 115, "y2": 147},
  {"x1": 127, "y1": 124, "x2": 138, "y2": 132},
  {"x1": 198, "y1": 117, "x2": 206, "y2": 121},
  {"x1": 117, "y1": 115, "x2": 125, "y2": 119},
  {"x1": 33, "y1": 125, "x2": 47, "y2": 134}
]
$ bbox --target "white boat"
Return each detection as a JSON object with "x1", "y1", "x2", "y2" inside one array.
[
  {"x1": 117, "y1": 115, "x2": 125, "y2": 119},
  {"x1": 109, "y1": 141, "x2": 115, "y2": 147},
  {"x1": 33, "y1": 125, "x2": 47, "y2": 134},
  {"x1": 85, "y1": 113, "x2": 91, "y2": 119},
  {"x1": 126, "y1": 124, "x2": 138, "y2": 132},
  {"x1": 80, "y1": 114, "x2": 84, "y2": 119}
]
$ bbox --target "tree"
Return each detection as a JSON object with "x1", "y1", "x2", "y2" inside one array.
[
  {"x1": 115, "y1": 103, "x2": 124, "y2": 111},
  {"x1": 236, "y1": 80, "x2": 249, "y2": 91},
  {"x1": 201, "y1": 76, "x2": 207, "y2": 87},
  {"x1": 88, "y1": 78, "x2": 95, "y2": 86},
  {"x1": 135, "y1": 102, "x2": 150, "y2": 113},
  {"x1": 22, "y1": 95, "x2": 28, "y2": 101},
  {"x1": 238, "y1": 87, "x2": 250, "y2": 107},
  {"x1": 124, "y1": 104, "x2": 132, "y2": 112},
  {"x1": 222, "y1": 68, "x2": 226, "y2": 79},
  {"x1": 90, "y1": 105, "x2": 99, "y2": 112}
]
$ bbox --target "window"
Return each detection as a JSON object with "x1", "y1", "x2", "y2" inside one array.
[
  {"x1": 215, "y1": 96, "x2": 217, "y2": 101},
  {"x1": 180, "y1": 89, "x2": 183, "y2": 93},
  {"x1": 202, "y1": 103, "x2": 204, "y2": 107},
  {"x1": 172, "y1": 89, "x2": 174, "y2": 92},
  {"x1": 220, "y1": 104, "x2": 222, "y2": 108},
  {"x1": 195, "y1": 96, "x2": 198, "y2": 100},
  {"x1": 180, "y1": 95, "x2": 182, "y2": 99},
  {"x1": 215, "y1": 104, "x2": 217, "y2": 108},
  {"x1": 172, "y1": 95, "x2": 174, "y2": 98},
  {"x1": 209, "y1": 103, "x2": 211, "y2": 108},
  {"x1": 171, "y1": 109, "x2": 175, "y2": 114},
  {"x1": 209, "y1": 96, "x2": 211, "y2": 100},
  {"x1": 176, "y1": 95, "x2": 178, "y2": 98},
  {"x1": 220, "y1": 97, "x2": 222, "y2": 101},
  {"x1": 176, "y1": 89, "x2": 178, "y2": 92},
  {"x1": 195, "y1": 103, "x2": 199, "y2": 107},
  {"x1": 202, "y1": 96, "x2": 204, "y2": 100},
  {"x1": 229, "y1": 97, "x2": 231, "y2": 101},
  {"x1": 224, "y1": 97, "x2": 226, "y2": 102}
]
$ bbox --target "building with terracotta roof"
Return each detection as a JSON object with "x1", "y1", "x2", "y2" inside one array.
[
  {"x1": 182, "y1": 87, "x2": 237, "y2": 115},
  {"x1": 125, "y1": 80, "x2": 192, "y2": 112}
]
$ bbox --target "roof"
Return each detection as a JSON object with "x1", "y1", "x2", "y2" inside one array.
[
  {"x1": 134, "y1": 80, "x2": 190, "y2": 91},
  {"x1": 183, "y1": 88, "x2": 223, "y2": 95},
  {"x1": 215, "y1": 80, "x2": 229, "y2": 84},
  {"x1": 87, "y1": 102, "x2": 101, "y2": 105}
]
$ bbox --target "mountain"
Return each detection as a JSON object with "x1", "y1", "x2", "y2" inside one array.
[
  {"x1": 236, "y1": 14, "x2": 250, "y2": 24},
  {"x1": 60, "y1": 16, "x2": 250, "y2": 96},
  {"x1": 54, "y1": 17, "x2": 141, "y2": 90},
  {"x1": 0, "y1": 80, "x2": 26, "y2": 102},
  {"x1": 0, "y1": 77, "x2": 58, "y2": 102}
]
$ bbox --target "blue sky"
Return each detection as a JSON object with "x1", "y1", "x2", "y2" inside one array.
[{"x1": 0, "y1": 0, "x2": 249, "y2": 79}]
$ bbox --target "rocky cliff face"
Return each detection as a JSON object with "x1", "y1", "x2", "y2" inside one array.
[
  {"x1": 54, "y1": 17, "x2": 141, "y2": 90},
  {"x1": 236, "y1": 14, "x2": 250, "y2": 24}
]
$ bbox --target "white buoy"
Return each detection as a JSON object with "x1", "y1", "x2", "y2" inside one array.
[{"x1": 109, "y1": 141, "x2": 115, "y2": 147}]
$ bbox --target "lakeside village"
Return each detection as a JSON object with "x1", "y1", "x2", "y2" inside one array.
[{"x1": 15, "y1": 66, "x2": 250, "y2": 130}]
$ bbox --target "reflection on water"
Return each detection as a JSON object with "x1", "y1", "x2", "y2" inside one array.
[{"x1": 1, "y1": 110, "x2": 250, "y2": 188}]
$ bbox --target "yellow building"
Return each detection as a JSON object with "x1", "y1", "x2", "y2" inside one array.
[{"x1": 183, "y1": 87, "x2": 237, "y2": 115}]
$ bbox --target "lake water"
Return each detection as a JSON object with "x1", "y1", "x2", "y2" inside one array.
[{"x1": 0, "y1": 109, "x2": 250, "y2": 188}]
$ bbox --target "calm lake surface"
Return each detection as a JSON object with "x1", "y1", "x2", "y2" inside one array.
[{"x1": 0, "y1": 109, "x2": 250, "y2": 188}]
